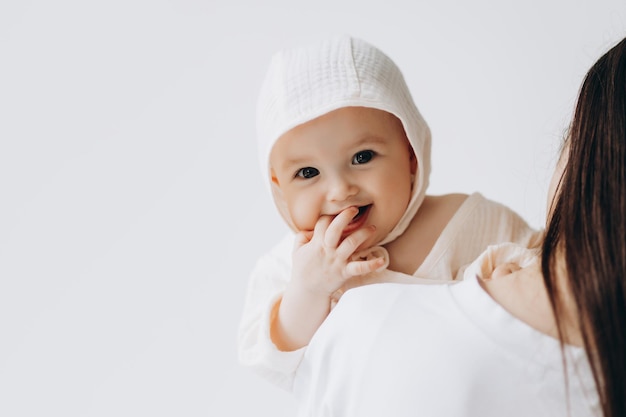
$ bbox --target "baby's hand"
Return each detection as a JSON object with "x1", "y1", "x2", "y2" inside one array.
[
  {"x1": 291, "y1": 207, "x2": 386, "y2": 297},
  {"x1": 490, "y1": 262, "x2": 522, "y2": 279}
]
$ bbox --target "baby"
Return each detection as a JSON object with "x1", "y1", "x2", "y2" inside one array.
[{"x1": 238, "y1": 35, "x2": 539, "y2": 390}]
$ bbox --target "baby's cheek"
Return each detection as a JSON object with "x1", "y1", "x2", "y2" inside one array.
[{"x1": 288, "y1": 199, "x2": 319, "y2": 232}]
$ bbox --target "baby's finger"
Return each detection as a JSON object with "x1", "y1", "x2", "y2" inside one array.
[
  {"x1": 324, "y1": 207, "x2": 359, "y2": 248},
  {"x1": 335, "y1": 225, "x2": 376, "y2": 260},
  {"x1": 312, "y1": 216, "x2": 332, "y2": 243},
  {"x1": 345, "y1": 256, "x2": 386, "y2": 277},
  {"x1": 293, "y1": 230, "x2": 314, "y2": 249}
]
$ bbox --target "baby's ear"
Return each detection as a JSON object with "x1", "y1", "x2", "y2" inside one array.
[
  {"x1": 269, "y1": 168, "x2": 286, "y2": 212},
  {"x1": 270, "y1": 168, "x2": 280, "y2": 187},
  {"x1": 409, "y1": 146, "x2": 418, "y2": 174}
]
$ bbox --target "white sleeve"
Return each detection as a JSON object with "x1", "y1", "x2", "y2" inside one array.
[{"x1": 237, "y1": 234, "x2": 305, "y2": 391}]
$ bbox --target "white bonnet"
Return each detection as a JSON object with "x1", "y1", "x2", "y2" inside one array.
[{"x1": 256, "y1": 35, "x2": 431, "y2": 245}]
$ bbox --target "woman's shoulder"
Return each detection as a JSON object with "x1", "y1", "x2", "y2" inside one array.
[{"x1": 467, "y1": 243, "x2": 579, "y2": 346}]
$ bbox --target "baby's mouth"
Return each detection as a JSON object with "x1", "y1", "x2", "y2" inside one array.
[
  {"x1": 338, "y1": 205, "x2": 372, "y2": 238},
  {"x1": 350, "y1": 204, "x2": 372, "y2": 223},
  {"x1": 341, "y1": 204, "x2": 372, "y2": 237}
]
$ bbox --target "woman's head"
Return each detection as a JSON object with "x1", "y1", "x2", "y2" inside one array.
[
  {"x1": 256, "y1": 35, "x2": 431, "y2": 245},
  {"x1": 542, "y1": 37, "x2": 626, "y2": 417}
]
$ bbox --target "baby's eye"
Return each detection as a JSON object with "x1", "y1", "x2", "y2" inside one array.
[
  {"x1": 352, "y1": 150, "x2": 375, "y2": 165},
  {"x1": 295, "y1": 167, "x2": 320, "y2": 179}
]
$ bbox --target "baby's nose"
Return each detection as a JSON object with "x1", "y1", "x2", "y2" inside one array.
[{"x1": 327, "y1": 176, "x2": 358, "y2": 201}]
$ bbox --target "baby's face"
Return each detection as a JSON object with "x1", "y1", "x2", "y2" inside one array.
[{"x1": 269, "y1": 106, "x2": 416, "y2": 250}]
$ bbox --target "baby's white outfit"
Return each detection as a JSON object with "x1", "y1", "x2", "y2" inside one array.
[{"x1": 292, "y1": 243, "x2": 600, "y2": 417}]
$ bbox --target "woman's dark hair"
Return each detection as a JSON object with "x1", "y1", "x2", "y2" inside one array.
[{"x1": 542, "y1": 37, "x2": 626, "y2": 417}]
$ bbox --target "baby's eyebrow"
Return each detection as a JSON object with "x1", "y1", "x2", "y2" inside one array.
[
  {"x1": 353, "y1": 135, "x2": 388, "y2": 147},
  {"x1": 278, "y1": 156, "x2": 310, "y2": 171}
]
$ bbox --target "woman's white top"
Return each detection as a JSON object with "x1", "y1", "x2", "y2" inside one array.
[{"x1": 293, "y1": 248, "x2": 600, "y2": 417}]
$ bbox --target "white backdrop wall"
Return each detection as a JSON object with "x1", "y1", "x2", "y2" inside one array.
[{"x1": 1, "y1": 1, "x2": 624, "y2": 416}]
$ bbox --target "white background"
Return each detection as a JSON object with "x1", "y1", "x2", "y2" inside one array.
[{"x1": 1, "y1": 1, "x2": 624, "y2": 416}]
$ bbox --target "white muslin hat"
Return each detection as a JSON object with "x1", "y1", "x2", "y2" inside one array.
[{"x1": 256, "y1": 35, "x2": 431, "y2": 245}]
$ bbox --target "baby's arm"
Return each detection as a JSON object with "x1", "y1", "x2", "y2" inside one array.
[
  {"x1": 238, "y1": 208, "x2": 385, "y2": 389},
  {"x1": 271, "y1": 207, "x2": 385, "y2": 351}
]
